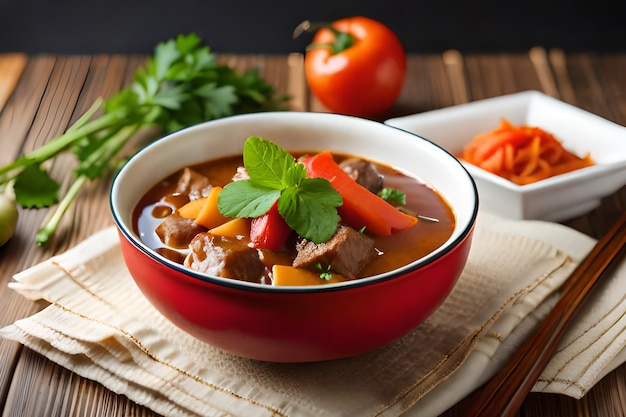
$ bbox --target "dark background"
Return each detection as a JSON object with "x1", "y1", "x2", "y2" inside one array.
[{"x1": 1, "y1": 0, "x2": 624, "y2": 54}]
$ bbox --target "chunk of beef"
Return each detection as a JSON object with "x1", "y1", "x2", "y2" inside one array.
[
  {"x1": 292, "y1": 226, "x2": 377, "y2": 279},
  {"x1": 184, "y1": 233, "x2": 264, "y2": 283},
  {"x1": 339, "y1": 157, "x2": 384, "y2": 194},
  {"x1": 156, "y1": 213, "x2": 206, "y2": 249},
  {"x1": 175, "y1": 167, "x2": 213, "y2": 200}
]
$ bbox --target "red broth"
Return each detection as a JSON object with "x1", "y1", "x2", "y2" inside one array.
[{"x1": 133, "y1": 152, "x2": 455, "y2": 283}]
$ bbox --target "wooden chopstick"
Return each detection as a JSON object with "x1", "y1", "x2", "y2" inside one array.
[{"x1": 462, "y1": 211, "x2": 626, "y2": 417}]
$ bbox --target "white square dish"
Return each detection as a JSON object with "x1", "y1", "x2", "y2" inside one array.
[{"x1": 385, "y1": 90, "x2": 626, "y2": 221}]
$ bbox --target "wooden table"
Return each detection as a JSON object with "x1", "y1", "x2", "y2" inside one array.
[{"x1": 0, "y1": 50, "x2": 625, "y2": 416}]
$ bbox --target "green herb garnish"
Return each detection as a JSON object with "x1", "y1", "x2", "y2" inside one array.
[
  {"x1": 378, "y1": 187, "x2": 407, "y2": 207},
  {"x1": 0, "y1": 33, "x2": 287, "y2": 245},
  {"x1": 218, "y1": 136, "x2": 342, "y2": 243},
  {"x1": 12, "y1": 165, "x2": 60, "y2": 208},
  {"x1": 316, "y1": 263, "x2": 333, "y2": 280}
]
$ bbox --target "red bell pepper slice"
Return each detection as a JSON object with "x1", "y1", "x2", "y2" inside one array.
[
  {"x1": 250, "y1": 201, "x2": 292, "y2": 251},
  {"x1": 303, "y1": 151, "x2": 417, "y2": 236}
]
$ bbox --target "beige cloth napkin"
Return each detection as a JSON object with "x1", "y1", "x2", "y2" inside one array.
[{"x1": 1, "y1": 211, "x2": 625, "y2": 417}]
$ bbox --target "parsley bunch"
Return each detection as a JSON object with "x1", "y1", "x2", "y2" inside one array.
[
  {"x1": 0, "y1": 33, "x2": 287, "y2": 245},
  {"x1": 218, "y1": 136, "x2": 343, "y2": 243}
]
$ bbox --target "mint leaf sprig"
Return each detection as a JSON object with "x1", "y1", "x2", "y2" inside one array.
[
  {"x1": 0, "y1": 33, "x2": 288, "y2": 245},
  {"x1": 217, "y1": 137, "x2": 343, "y2": 243}
]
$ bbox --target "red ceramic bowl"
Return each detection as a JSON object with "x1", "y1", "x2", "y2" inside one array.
[{"x1": 110, "y1": 112, "x2": 478, "y2": 362}]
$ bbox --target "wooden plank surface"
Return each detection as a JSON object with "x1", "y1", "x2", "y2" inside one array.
[{"x1": 0, "y1": 50, "x2": 625, "y2": 417}]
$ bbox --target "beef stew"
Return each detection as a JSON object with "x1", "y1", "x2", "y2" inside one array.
[{"x1": 133, "y1": 149, "x2": 455, "y2": 286}]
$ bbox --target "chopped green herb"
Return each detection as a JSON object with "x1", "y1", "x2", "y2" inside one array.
[
  {"x1": 316, "y1": 263, "x2": 333, "y2": 280},
  {"x1": 378, "y1": 187, "x2": 406, "y2": 207},
  {"x1": 218, "y1": 136, "x2": 342, "y2": 243}
]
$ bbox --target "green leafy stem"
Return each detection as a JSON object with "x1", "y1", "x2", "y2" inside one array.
[{"x1": 0, "y1": 33, "x2": 288, "y2": 245}]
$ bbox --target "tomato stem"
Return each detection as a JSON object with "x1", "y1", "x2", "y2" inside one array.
[
  {"x1": 292, "y1": 20, "x2": 324, "y2": 38},
  {"x1": 294, "y1": 20, "x2": 356, "y2": 55}
]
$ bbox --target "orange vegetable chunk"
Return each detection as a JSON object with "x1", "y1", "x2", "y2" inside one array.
[
  {"x1": 303, "y1": 151, "x2": 417, "y2": 236},
  {"x1": 272, "y1": 265, "x2": 347, "y2": 286},
  {"x1": 177, "y1": 197, "x2": 206, "y2": 219},
  {"x1": 209, "y1": 217, "x2": 251, "y2": 240},
  {"x1": 194, "y1": 186, "x2": 229, "y2": 229}
]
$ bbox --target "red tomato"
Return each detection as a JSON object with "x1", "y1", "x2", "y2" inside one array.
[{"x1": 304, "y1": 16, "x2": 406, "y2": 118}]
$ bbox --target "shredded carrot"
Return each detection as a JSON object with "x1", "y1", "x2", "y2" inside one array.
[{"x1": 460, "y1": 118, "x2": 594, "y2": 185}]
